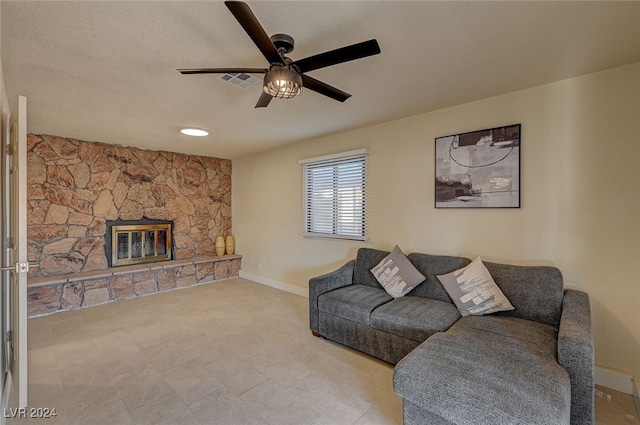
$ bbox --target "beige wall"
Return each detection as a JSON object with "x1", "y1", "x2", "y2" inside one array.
[{"x1": 233, "y1": 63, "x2": 640, "y2": 376}]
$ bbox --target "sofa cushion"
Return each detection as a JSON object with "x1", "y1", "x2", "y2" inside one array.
[
  {"x1": 394, "y1": 315, "x2": 570, "y2": 425},
  {"x1": 370, "y1": 245, "x2": 426, "y2": 298},
  {"x1": 484, "y1": 262, "x2": 564, "y2": 326},
  {"x1": 406, "y1": 253, "x2": 471, "y2": 303},
  {"x1": 318, "y1": 284, "x2": 392, "y2": 325},
  {"x1": 437, "y1": 257, "x2": 515, "y2": 316},
  {"x1": 370, "y1": 296, "x2": 460, "y2": 342},
  {"x1": 353, "y1": 248, "x2": 390, "y2": 289}
]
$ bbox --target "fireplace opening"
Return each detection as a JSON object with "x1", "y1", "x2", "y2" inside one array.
[{"x1": 105, "y1": 220, "x2": 173, "y2": 267}]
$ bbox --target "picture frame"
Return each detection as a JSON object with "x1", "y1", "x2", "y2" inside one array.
[{"x1": 435, "y1": 124, "x2": 520, "y2": 208}]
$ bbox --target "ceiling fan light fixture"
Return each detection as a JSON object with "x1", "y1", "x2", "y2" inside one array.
[
  {"x1": 263, "y1": 66, "x2": 303, "y2": 99},
  {"x1": 180, "y1": 127, "x2": 209, "y2": 137}
]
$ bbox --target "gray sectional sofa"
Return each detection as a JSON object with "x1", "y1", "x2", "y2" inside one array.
[{"x1": 308, "y1": 248, "x2": 594, "y2": 425}]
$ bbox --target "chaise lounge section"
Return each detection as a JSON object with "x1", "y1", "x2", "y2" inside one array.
[{"x1": 308, "y1": 247, "x2": 594, "y2": 425}]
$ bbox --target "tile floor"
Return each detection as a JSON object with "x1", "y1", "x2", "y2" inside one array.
[{"x1": 5, "y1": 278, "x2": 638, "y2": 425}]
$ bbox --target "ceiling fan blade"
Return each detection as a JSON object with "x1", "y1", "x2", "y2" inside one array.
[
  {"x1": 177, "y1": 68, "x2": 267, "y2": 75},
  {"x1": 255, "y1": 91, "x2": 273, "y2": 108},
  {"x1": 292, "y1": 39, "x2": 380, "y2": 74},
  {"x1": 301, "y1": 75, "x2": 351, "y2": 102},
  {"x1": 225, "y1": 1, "x2": 285, "y2": 66}
]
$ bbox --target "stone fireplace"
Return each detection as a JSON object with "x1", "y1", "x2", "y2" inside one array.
[
  {"x1": 26, "y1": 134, "x2": 240, "y2": 317},
  {"x1": 106, "y1": 220, "x2": 173, "y2": 267}
]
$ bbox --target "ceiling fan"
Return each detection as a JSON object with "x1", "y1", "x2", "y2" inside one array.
[{"x1": 178, "y1": 1, "x2": 381, "y2": 108}]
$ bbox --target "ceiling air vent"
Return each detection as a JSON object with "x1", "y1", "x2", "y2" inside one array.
[{"x1": 218, "y1": 73, "x2": 262, "y2": 89}]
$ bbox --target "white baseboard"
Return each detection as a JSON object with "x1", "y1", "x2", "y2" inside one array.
[
  {"x1": 239, "y1": 271, "x2": 309, "y2": 298},
  {"x1": 633, "y1": 377, "x2": 640, "y2": 418},
  {"x1": 595, "y1": 366, "x2": 635, "y2": 395}
]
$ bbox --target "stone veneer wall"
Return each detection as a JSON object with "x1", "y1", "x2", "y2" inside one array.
[
  {"x1": 27, "y1": 133, "x2": 232, "y2": 278},
  {"x1": 26, "y1": 133, "x2": 237, "y2": 316}
]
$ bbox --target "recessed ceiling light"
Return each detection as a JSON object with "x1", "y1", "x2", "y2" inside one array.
[{"x1": 180, "y1": 127, "x2": 209, "y2": 137}]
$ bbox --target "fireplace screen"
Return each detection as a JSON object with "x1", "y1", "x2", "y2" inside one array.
[{"x1": 111, "y1": 223, "x2": 172, "y2": 266}]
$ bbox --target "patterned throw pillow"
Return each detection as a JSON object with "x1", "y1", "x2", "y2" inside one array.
[
  {"x1": 437, "y1": 257, "x2": 514, "y2": 316},
  {"x1": 370, "y1": 245, "x2": 426, "y2": 298}
]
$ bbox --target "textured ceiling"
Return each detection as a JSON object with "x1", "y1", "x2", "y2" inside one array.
[{"x1": 2, "y1": 1, "x2": 639, "y2": 159}]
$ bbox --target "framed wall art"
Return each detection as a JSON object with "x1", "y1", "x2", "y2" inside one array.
[{"x1": 435, "y1": 124, "x2": 520, "y2": 208}]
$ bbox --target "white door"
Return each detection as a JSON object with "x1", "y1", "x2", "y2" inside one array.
[{"x1": 1, "y1": 95, "x2": 28, "y2": 409}]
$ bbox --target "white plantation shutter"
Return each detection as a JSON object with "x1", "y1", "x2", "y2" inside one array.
[{"x1": 299, "y1": 149, "x2": 368, "y2": 240}]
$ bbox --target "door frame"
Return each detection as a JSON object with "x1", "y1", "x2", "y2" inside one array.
[{"x1": 1, "y1": 95, "x2": 29, "y2": 413}]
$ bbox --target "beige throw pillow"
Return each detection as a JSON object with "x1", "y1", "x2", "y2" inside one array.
[{"x1": 437, "y1": 257, "x2": 514, "y2": 316}]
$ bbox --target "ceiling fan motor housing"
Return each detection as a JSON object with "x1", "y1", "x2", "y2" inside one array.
[{"x1": 270, "y1": 33, "x2": 295, "y2": 54}]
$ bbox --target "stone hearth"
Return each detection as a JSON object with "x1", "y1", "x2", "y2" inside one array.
[{"x1": 27, "y1": 256, "x2": 241, "y2": 317}]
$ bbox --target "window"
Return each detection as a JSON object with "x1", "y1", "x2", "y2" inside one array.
[{"x1": 299, "y1": 149, "x2": 368, "y2": 241}]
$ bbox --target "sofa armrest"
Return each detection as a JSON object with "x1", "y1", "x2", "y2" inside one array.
[
  {"x1": 308, "y1": 260, "x2": 355, "y2": 333},
  {"x1": 558, "y1": 289, "x2": 595, "y2": 425}
]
